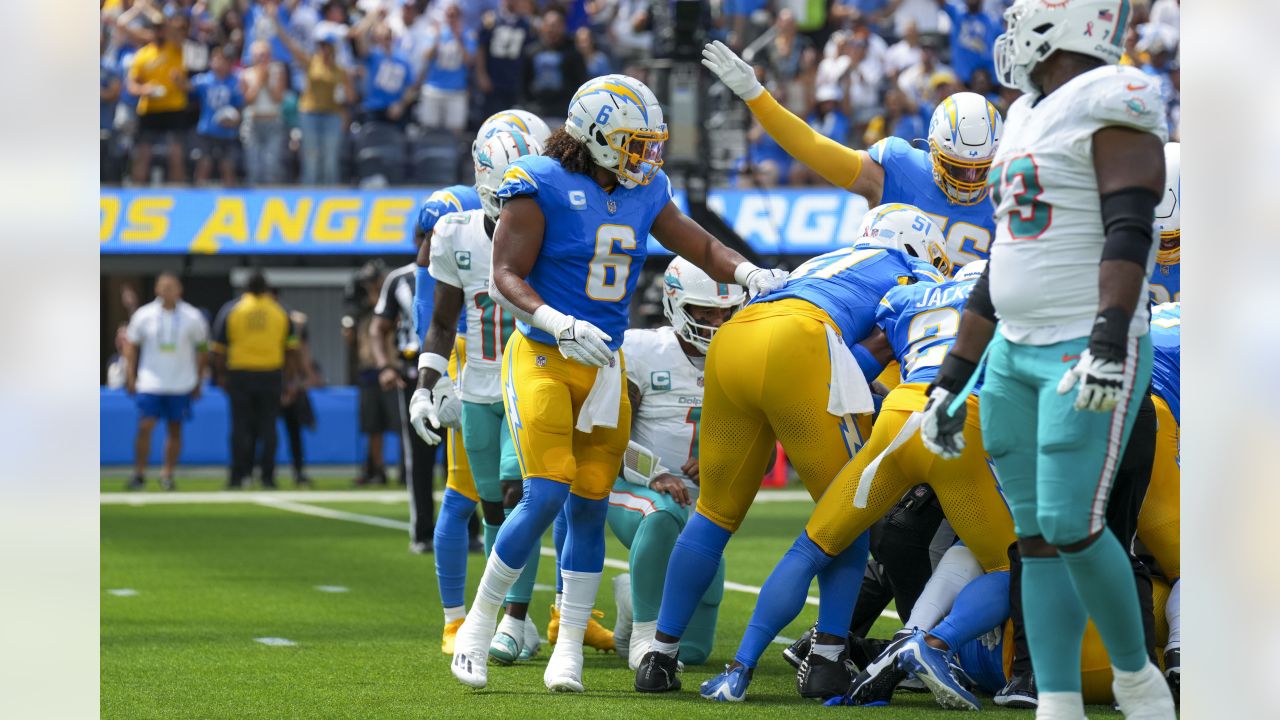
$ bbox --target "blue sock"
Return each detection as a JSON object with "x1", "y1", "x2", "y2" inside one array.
[
  {"x1": 1022, "y1": 555, "x2": 1087, "y2": 693},
  {"x1": 562, "y1": 493, "x2": 608, "y2": 573},
  {"x1": 815, "y1": 530, "x2": 870, "y2": 637},
  {"x1": 1059, "y1": 530, "x2": 1150, "y2": 672},
  {"x1": 553, "y1": 505, "x2": 568, "y2": 594},
  {"x1": 492, "y1": 477, "x2": 568, "y2": 569},
  {"x1": 657, "y1": 512, "x2": 731, "y2": 640},
  {"x1": 736, "y1": 533, "x2": 832, "y2": 667},
  {"x1": 930, "y1": 571, "x2": 1010, "y2": 651},
  {"x1": 433, "y1": 488, "x2": 475, "y2": 610},
  {"x1": 505, "y1": 504, "x2": 543, "y2": 605}
]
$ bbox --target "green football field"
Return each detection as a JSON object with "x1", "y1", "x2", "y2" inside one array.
[{"x1": 100, "y1": 474, "x2": 1122, "y2": 719}]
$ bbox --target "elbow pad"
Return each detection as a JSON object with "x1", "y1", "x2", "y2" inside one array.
[
  {"x1": 1099, "y1": 187, "x2": 1160, "y2": 266},
  {"x1": 965, "y1": 264, "x2": 997, "y2": 323}
]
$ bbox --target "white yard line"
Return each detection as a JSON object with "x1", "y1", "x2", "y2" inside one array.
[{"x1": 100, "y1": 489, "x2": 815, "y2": 505}]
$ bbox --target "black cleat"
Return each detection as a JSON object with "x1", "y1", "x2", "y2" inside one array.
[
  {"x1": 783, "y1": 625, "x2": 814, "y2": 670},
  {"x1": 993, "y1": 670, "x2": 1038, "y2": 708},
  {"x1": 635, "y1": 650, "x2": 682, "y2": 693},
  {"x1": 849, "y1": 636, "x2": 891, "y2": 672},
  {"x1": 796, "y1": 648, "x2": 854, "y2": 699},
  {"x1": 842, "y1": 630, "x2": 914, "y2": 706},
  {"x1": 127, "y1": 474, "x2": 146, "y2": 491},
  {"x1": 1164, "y1": 648, "x2": 1180, "y2": 704},
  {"x1": 160, "y1": 476, "x2": 176, "y2": 492}
]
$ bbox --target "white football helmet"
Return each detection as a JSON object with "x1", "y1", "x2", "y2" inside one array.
[
  {"x1": 927, "y1": 92, "x2": 1003, "y2": 205},
  {"x1": 472, "y1": 110, "x2": 553, "y2": 162},
  {"x1": 856, "y1": 203, "x2": 953, "y2": 278},
  {"x1": 994, "y1": 0, "x2": 1133, "y2": 95},
  {"x1": 954, "y1": 259, "x2": 987, "y2": 282},
  {"x1": 661, "y1": 256, "x2": 746, "y2": 353},
  {"x1": 564, "y1": 74, "x2": 668, "y2": 188},
  {"x1": 474, "y1": 130, "x2": 543, "y2": 221},
  {"x1": 1156, "y1": 141, "x2": 1180, "y2": 265}
]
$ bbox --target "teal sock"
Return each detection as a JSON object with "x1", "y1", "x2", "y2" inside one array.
[
  {"x1": 1059, "y1": 530, "x2": 1149, "y2": 672},
  {"x1": 1022, "y1": 555, "x2": 1087, "y2": 693},
  {"x1": 630, "y1": 511, "x2": 681, "y2": 622},
  {"x1": 482, "y1": 520, "x2": 501, "y2": 558},
  {"x1": 507, "y1": 532, "x2": 542, "y2": 604}
]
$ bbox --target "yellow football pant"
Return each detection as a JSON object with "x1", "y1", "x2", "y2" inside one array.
[
  {"x1": 805, "y1": 383, "x2": 1015, "y2": 572},
  {"x1": 443, "y1": 337, "x2": 478, "y2": 502},
  {"x1": 1138, "y1": 394, "x2": 1179, "y2": 580},
  {"x1": 501, "y1": 331, "x2": 631, "y2": 501},
  {"x1": 696, "y1": 299, "x2": 867, "y2": 533}
]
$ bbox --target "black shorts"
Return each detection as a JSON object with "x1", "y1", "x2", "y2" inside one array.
[
  {"x1": 193, "y1": 134, "x2": 241, "y2": 162},
  {"x1": 359, "y1": 383, "x2": 401, "y2": 434},
  {"x1": 137, "y1": 110, "x2": 191, "y2": 144}
]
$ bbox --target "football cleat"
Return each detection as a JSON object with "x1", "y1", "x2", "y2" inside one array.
[
  {"x1": 895, "y1": 630, "x2": 981, "y2": 711},
  {"x1": 612, "y1": 574, "x2": 633, "y2": 658},
  {"x1": 796, "y1": 647, "x2": 854, "y2": 699},
  {"x1": 547, "y1": 603, "x2": 560, "y2": 644},
  {"x1": 1112, "y1": 662, "x2": 1177, "y2": 719},
  {"x1": 584, "y1": 609, "x2": 615, "y2": 652},
  {"x1": 634, "y1": 650, "x2": 682, "y2": 693},
  {"x1": 441, "y1": 618, "x2": 464, "y2": 655},
  {"x1": 842, "y1": 630, "x2": 914, "y2": 706},
  {"x1": 1163, "y1": 648, "x2": 1180, "y2": 704},
  {"x1": 700, "y1": 664, "x2": 751, "y2": 702},
  {"x1": 450, "y1": 615, "x2": 495, "y2": 688},
  {"x1": 489, "y1": 630, "x2": 522, "y2": 666},
  {"x1": 518, "y1": 616, "x2": 541, "y2": 661},
  {"x1": 782, "y1": 625, "x2": 814, "y2": 670},
  {"x1": 544, "y1": 643, "x2": 585, "y2": 693},
  {"x1": 993, "y1": 670, "x2": 1038, "y2": 708}
]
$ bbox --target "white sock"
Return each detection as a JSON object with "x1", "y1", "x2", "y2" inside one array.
[
  {"x1": 1165, "y1": 580, "x2": 1180, "y2": 650},
  {"x1": 629, "y1": 619, "x2": 657, "y2": 669},
  {"x1": 650, "y1": 638, "x2": 679, "y2": 658},
  {"x1": 472, "y1": 553, "x2": 523, "y2": 622},
  {"x1": 1036, "y1": 691, "x2": 1085, "y2": 719},
  {"x1": 555, "y1": 592, "x2": 564, "y2": 612},
  {"x1": 1113, "y1": 662, "x2": 1160, "y2": 687},
  {"x1": 497, "y1": 613, "x2": 524, "y2": 641},
  {"x1": 443, "y1": 605, "x2": 466, "y2": 623},
  {"x1": 811, "y1": 642, "x2": 843, "y2": 662},
  {"x1": 904, "y1": 545, "x2": 982, "y2": 631},
  {"x1": 558, "y1": 569, "x2": 603, "y2": 648}
]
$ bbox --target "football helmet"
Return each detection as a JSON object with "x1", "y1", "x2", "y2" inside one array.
[
  {"x1": 927, "y1": 92, "x2": 1003, "y2": 205},
  {"x1": 472, "y1": 110, "x2": 553, "y2": 162},
  {"x1": 474, "y1": 130, "x2": 543, "y2": 221},
  {"x1": 661, "y1": 256, "x2": 745, "y2": 353},
  {"x1": 565, "y1": 74, "x2": 668, "y2": 187},
  {"x1": 1156, "y1": 141, "x2": 1180, "y2": 264},
  {"x1": 954, "y1": 259, "x2": 987, "y2": 282},
  {"x1": 856, "y1": 203, "x2": 953, "y2": 278},
  {"x1": 995, "y1": 0, "x2": 1134, "y2": 95}
]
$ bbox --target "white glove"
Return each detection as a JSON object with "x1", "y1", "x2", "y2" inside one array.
[
  {"x1": 701, "y1": 40, "x2": 764, "y2": 101},
  {"x1": 734, "y1": 262, "x2": 788, "y2": 299},
  {"x1": 1056, "y1": 348, "x2": 1126, "y2": 412},
  {"x1": 920, "y1": 386, "x2": 967, "y2": 460},
  {"x1": 409, "y1": 388, "x2": 442, "y2": 446},
  {"x1": 431, "y1": 376, "x2": 462, "y2": 429},
  {"x1": 533, "y1": 305, "x2": 613, "y2": 367}
]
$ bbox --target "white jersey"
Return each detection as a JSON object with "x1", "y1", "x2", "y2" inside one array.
[
  {"x1": 987, "y1": 65, "x2": 1168, "y2": 345},
  {"x1": 623, "y1": 327, "x2": 705, "y2": 495},
  {"x1": 428, "y1": 209, "x2": 511, "y2": 403}
]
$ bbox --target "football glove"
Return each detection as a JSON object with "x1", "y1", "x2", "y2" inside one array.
[
  {"x1": 734, "y1": 262, "x2": 788, "y2": 299},
  {"x1": 430, "y1": 376, "x2": 463, "y2": 429},
  {"x1": 701, "y1": 40, "x2": 764, "y2": 101},
  {"x1": 532, "y1": 305, "x2": 614, "y2": 367},
  {"x1": 920, "y1": 386, "x2": 967, "y2": 460},
  {"x1": 1056, "y1": 349, "x2": 1127, "y2": 412},
  {"x1": 409, "y1": 388, "x2": 442, "y2": 445}
]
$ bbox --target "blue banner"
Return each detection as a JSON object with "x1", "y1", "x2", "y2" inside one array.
[{"x1": 100, "y1": 188, "x2": 870, "y2": 255}]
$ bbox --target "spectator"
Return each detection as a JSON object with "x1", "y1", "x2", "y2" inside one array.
[
  {"x1": 897, "y1": 36, "x2": 953, "y2": 109},
  {"x1": 210, "y1": 271, "x2": 300, "y2": 490},
  {"x1": 241, "y1": 40, "x2": 288, "y2": 185},
  {"x1": 417, "y1": 2, "x2": 477, "y2": 134},
  {"x1": 606, "y1": 0, "x2": 653, "y2": 68},
  {"x1": 720, "y1": 0, "x2": 770, "y2": 51},
  {"x1": 883, "y1": 20, "x2": 923, "y2": 79},
  {"x1": 863, "y1": 87, "x2": 927, "y2": 146},
  {"x1": 218, "y1": 4, "x2": 247, "y2": 59},
  {"x1": 576, "y1": 27, "x2": 612, "y2": 78},
  {"x1": 124, "y1": 272, "x2": 209, "y2": 492},
  {"x1": 106, "y1": 323, "x2": 130, "y2": 390},
  {"x1": 736, "y1": 119, "x2": 794, "y2": 188},
  {"x1": 831, "y1": 0, "x2": 893, "y2": 35},
  {"x1": 793, "y1": 85, "x2": 851, "y2": 185},
  {"x1": 940, "y1": 0, "x2": 1001, "y2": 85},
  {"x1": 427, "y1": 0, "x2": 497, "y2": 36},
  {"x1": 270, "y1": 291, "x2": 320, "y2": 489},
  {"x1": 523, "y1": 6, "x2": 587, "y2": 121},
  {"x1": 101, "y1": 31, "x2": 123, "y2": 181},
  {"x1": 314, "y1": 1, "x2": 356, "y2": 70},
  {"x1": 353, "y1": 13, "x2": 416, "y2": 125},
  {"x1": 476, "y1": 0, "x2": 535, "y2": 118},
  {"x1": 344, "y1": 261, "x2": 397, "y2": 486},
  {"x1": 127, "y1": 13, "x2": 192, "y2": 184},
  {"x1": 280, "y1": 29, "x2": 354, "y2": 185},
  {"x1": 893, "y1": 0, "x2": 946, "y2": 37},
  {"x1": 817, "y1": 30, "x2": 884, "y2": 136},
  {"x1": 757, "y1": 9, "x2": 818, "y2": 115},
  {"x1": 191, "y1": 46, "x2": 244, "y2": 187},
  {"x1": 969, "y1": 66, "x2": 1000, "y2": 106},
  {"x1": 241, "y1": 0, "x2": 292, "y2": 67}
]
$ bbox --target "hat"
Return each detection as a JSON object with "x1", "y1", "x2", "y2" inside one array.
[{"x1": 815, "y1": 85, "x2": 843, "y2": 103}]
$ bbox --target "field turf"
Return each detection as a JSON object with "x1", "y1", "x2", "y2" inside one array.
[{"x1": 101, "y1": 475, "x2": 1121, "y2": 719}]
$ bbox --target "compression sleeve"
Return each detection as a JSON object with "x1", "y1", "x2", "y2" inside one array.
[{"x1": 744, "y1": 89, "x2": 864, "y2": 190}]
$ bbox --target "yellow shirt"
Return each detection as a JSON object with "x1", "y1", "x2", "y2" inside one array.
[
  {"x1": 211, "y1": 293, "x2": 298, "y2": 372},
  {"x1": 299, "y1": 56, "x2": 346, "y2": 114},
  {"x1": 129, "y1": 42, "x2": 188, "y2": 115}
]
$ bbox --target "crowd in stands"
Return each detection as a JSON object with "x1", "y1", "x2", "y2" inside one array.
[{"x1": 100, "y1": 0, "x2": 1180, "y2": 189}]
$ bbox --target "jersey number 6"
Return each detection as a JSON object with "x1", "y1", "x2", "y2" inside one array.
[{"x1": 586, "y1": 224, "x2": 637, "y2": 302}]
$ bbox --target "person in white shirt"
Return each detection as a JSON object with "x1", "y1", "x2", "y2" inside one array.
[{"x1": 124, "y1": 273, "x2": 209, "y2": 491}]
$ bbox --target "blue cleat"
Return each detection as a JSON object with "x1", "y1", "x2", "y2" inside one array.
[
  {"x1": 700, "y1": 664, "x2": 751, "y2": 702},
  {"x1": 896, "y1": 630, "x2": 981, "y2": 711}
]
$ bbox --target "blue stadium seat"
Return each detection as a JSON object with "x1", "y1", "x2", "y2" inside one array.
[
  {"x1": 353, "y1": 121, "x2": 408, "y2": 185},
  {"x1": 408, "y1": 130, "x2": 461, "y2": 186}
]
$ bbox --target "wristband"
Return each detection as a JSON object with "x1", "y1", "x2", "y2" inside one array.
[
  {"x1": 417, "y1": 352, "x2": 449, "y2": 374},
  {"x1": 733, "y1": 262, "x2": 760, "y2": 287},
  {"x1": 1088, "y1": 306, "x2": 1131, "y2": 362},
  {"x1": 930, "y1": 354, "x2": 978, "y2": 396}
]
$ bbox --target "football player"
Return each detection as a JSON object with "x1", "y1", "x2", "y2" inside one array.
[
  {"x1": 636, "y1": 204, "x2": 948, "y2": 699},
  {"x1": 1149, "y1": 143, "x2": 1179, "y2": 304},
  {"x1": 701, "y1": 41, "x2": 1002, "y2": 269},
  {"x1": 918, "y1": 1, "x2": 1176, "y2": 717},
  {"x1": 607, "y1": 257, "x2": 745, "y2": 671},
  {"x1": 447, "y1": 74, "x2": 787, "y2": 692}
]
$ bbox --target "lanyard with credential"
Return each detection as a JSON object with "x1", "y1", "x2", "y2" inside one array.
[{"x1": 158, "y1": 308, "x2": 181, "y2": 352}]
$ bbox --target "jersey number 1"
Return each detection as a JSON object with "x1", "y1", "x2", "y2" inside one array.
[{"x1": 586, "y1": 224, "x2": 637, "y2": 301}]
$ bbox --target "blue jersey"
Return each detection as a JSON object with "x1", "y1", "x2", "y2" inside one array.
[
  {"x1": 496, "y1": 155, "x2": 673, "y2": 351},
  {"x1": 1149, "y1": 258, "x2": 1180, "y2": 305},
  {"x1": 414, "y1": 185, "x2": 480, "y2": 338},
  {"x1": 192, "y1": 71, "x2": 244, "y2": 139},
  {"x1": 424, "y1": 27, "x2": 477, "y2": 91},
  {"x1": 870, "y1": 136, "x2": 998, "y2": 268},
  {"x1": 756, "y1": 244, "x2": 944, "y2": 350},
  {"x1": 363, "y1": 49, "x2": 413, "y2": 112},
  {"x1": 877, "y1": 277, "x2": 976, "y2": 386},
  {"x1": 1149, "y1": 302, "x2": 1180, "y2": 424}
]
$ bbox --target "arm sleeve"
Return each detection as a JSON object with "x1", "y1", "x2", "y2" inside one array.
[{"x1": 743, "y1": 89, "x2": 865, "y2": 190}]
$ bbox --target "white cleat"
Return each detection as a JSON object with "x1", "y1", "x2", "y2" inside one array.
[
  {"x1": 613, "y1": 574, "x2": 633, "y2": 658},
  {"x1": 1112, "y1": 662, "x2": 1176, "y2": 719},
  {"x1": 451, "y1": 616, "x2": 496, "y2": 688},
  {"x1": 544, "y1": 644, "x2": 586, "y2": 692}
]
